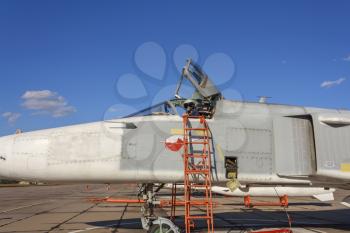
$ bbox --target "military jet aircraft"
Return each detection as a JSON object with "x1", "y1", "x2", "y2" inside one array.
[{"x1": 0, "y1": 59, "x2": 349, "y2": 232}]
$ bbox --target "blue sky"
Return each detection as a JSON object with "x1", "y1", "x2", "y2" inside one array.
[{"x1": 1, "y1": 0, "x2": 350, "y2": 136}]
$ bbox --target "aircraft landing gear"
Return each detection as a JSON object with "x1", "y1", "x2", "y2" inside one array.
[
  {"x1": 139, "y1": 183, "x2": 157, "y2": 230},
  {"x1": 139, "y1": 183, "x2": 180, "y2": 233},
  {"x1": 148, "y1": 217, "x2": 179, "y2": 233}
]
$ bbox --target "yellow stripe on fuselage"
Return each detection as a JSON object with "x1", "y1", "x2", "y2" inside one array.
[
  {"x1": 341, "y1": 163, "x2": 350, "y2": 172},
  {"x1": 170, "y1": 128, "x2": 204, "y2": 136}
]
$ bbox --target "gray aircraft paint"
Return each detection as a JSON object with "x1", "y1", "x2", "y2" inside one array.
[{"x1": 1, "y1": 99, "x2": 350, "y2": 188}]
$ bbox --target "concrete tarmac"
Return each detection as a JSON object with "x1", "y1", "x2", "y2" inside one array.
[{"x1": 0, "y1": 184, "x2": 349, "y2": 233}]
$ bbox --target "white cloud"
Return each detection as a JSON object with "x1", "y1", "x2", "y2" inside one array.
[
  {"x1": 320, "y1": 78, "x2": 346, "y2": 88},
  {"x1": 2, "y1": 112, "x2": 21, "y2": 124},
  {"x1": 343, "y1": 55, "x2": 350, "y2": 61},
  {"x1": 21, "y1": 90, "x2": 56, "y2": 99},
  {"x1": 21, "y1": 90, "x2": 76, "y2": 117}
]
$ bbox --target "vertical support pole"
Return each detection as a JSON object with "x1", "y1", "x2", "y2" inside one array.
[{"x1": 170, "y1": 183, "x2": 177, "y2": 221}]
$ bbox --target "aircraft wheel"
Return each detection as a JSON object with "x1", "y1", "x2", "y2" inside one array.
[{"x1": 148, "y1": 223, "x2": 175, "y2": 233}]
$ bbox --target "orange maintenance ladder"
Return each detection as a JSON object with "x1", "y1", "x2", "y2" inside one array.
[{"x1": 182, "y1": 114, "x2": 214, "y2": 233}]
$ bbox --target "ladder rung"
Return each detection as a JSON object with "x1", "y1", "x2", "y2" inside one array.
[
  {"x1": 187, "y1": 216, "x2": 212, "y2": 220},
  {"x1": 192, "y1": 150, "x2": 213, "y2": 154},
  {"x1": 190, "y1": 184, "x2": 209, "y2": 188},
  {"x1": 184, "y1": 128, "x2": 207, "y2": 130},
  {"x1": 185, "y1": 136, "x2": 211, "y2": 139},
  {"x1": 185, "y1": 115, "x2": 204, "y2": 118},
  {"x1": 186, "y1": 169, "x2": 209, "y2": 174},
  {"x1": 187, "y1": 154, "x2": 207, "y2": 158},
  {"x1": 184, "y1": 141, "x2": 208, "y2": 144},
  {"x1": 193, "y1": 135, "x2": 211, "y2": 138},
  {"x1": 187, "y1": 199, "x2": 210, "y2": 203},
  {"x1": 186, "y1": 201, "x2": 210, "y2": 205},
  {"x1": 188, "y1": 167, "x2": 209, "y2": 169},
  {"x1": 184, "y1": 117, "x2": 206, "y2": 120}
]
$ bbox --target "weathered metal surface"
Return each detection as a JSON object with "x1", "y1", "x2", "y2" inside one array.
[
  {"x1": 0, "y1": 99, "x2": 350, "y2": 187},
  {"x1": 274, "y1": 117, "x2": 315, "y2": 176}
]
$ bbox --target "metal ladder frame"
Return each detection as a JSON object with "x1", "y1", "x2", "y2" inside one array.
[{"x1": 182, "y1": 114, "x2": 214, "y2": 233}]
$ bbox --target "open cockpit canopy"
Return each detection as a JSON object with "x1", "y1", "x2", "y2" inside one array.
[
  {"x1": 125, "y1": 59, "x2": 223, "y2": 119},
  {"x1": 125, "y1": 101, "x2": 181, "y2": 117}
]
